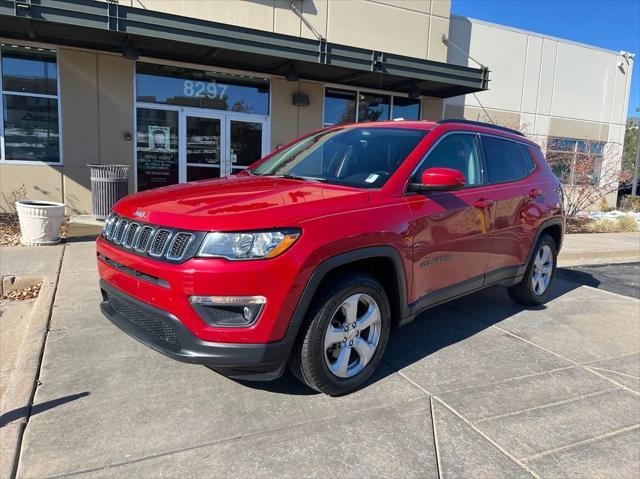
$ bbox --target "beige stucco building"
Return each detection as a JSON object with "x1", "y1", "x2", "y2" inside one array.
[{"x1": 0, "y1": 0, "x2": 633, "y2": 213}]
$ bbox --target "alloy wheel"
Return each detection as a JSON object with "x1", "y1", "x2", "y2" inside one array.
[
  {"x1": 323, "y1": 293, "x2": 382, "y2": 378},
  {"x1": 532, "y1": 244, "x2": 553, "y2": 295}
]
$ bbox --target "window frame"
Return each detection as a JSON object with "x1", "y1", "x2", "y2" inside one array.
[
  {"x1": 0, "y1": 42, "x2": 63, "y2": 166},
  {"x1": 405, "y1": 131, "x2": 486, "y2": 194},
  {"x1": 322, "y1": 85, "x2": 421, "y2": 127},
  {"x1": 478, "y1": 133, "x2": 533, "y2": 186},
  {"x1": 546, "y1": 136, "x2": 605, "y2": 186}
]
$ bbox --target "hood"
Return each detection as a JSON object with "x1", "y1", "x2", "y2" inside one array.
[{"x1": 114, "y1": 175, "x2": 370, "y2": 231}]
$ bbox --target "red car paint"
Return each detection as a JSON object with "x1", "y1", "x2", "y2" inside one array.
[{"x1": 97, "y1": 120, "x2": 564, "y2": 366}]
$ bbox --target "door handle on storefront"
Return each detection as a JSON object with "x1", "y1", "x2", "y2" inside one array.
[{"x1": 473, "y1": 198, "x2": 495, "y2": 209}]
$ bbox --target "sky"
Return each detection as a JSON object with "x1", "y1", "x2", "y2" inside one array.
[{"x1": 451, "y1": 0, "x2": 640, "y2": 118}]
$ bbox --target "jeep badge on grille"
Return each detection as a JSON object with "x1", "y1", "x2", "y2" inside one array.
[{"x1": 133, "y1": 210, "x2": 146, "y2": 218}]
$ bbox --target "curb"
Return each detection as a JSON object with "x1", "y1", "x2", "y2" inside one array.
[
  {"x1": 558, "y1": 250, "x2": 640, "y2": 268},
  {"x1": 0, "y1": 252, "x2": 63, "y2": 479},
  {"x1": 0, "y1": 275, "x2": 41, "y2": 297}
]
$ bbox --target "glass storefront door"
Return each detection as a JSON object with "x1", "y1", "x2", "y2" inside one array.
[
  {"x1": 227, "y1": 115, "x2": 267, "y2": 175},
  {"x1": 136, "y1": 107, "x2": 268, "y2": 190},
  {"x1": 183, "y1": 113, "x2": 225, "y2": 181}
]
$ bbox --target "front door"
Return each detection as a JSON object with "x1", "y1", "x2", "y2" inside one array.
[
  {"x1": 182, "y1": 112, "x2": 268, "y2": 181},
  {"x1": 406, "y1": 132, "x2": 493, "y2": 305},
  {"x1": 136, "y1": 107, "x2": 268, "y2": 191}
]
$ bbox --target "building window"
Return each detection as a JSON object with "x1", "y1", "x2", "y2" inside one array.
[
  {"x1": 323, "y1": 88, "x2": 356, "y2": 126},
  {"x1": 358, "y1": 92, "x2": 390, "y2": 122},
  {"x1": 136, "y1": 62, "x2": 270, "y2": 115},
  {"x1": 392, "y1": 96, "x2": 421, "y2": 122},
  {"x1": 546, "y1": 137, "x2": 605, "y2": 185},
  {"x1": 323, "y1": 87, "x2": 420, "y2": 127},
  {"x1": 1, "y1": 44, "x2": 61, "y2": 164}
]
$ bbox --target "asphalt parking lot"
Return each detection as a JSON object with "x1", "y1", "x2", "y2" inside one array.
[{"x1": 9, "y1": 243, "x2": 640, "y2": 478}]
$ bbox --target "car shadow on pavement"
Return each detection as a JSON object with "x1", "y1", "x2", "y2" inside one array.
[
  {"x1": 233, "y1": 271, "x2": 597, "y2": 396},
  {"x1": 0, "y1": 392, "x2": 90, "y2": 427}
]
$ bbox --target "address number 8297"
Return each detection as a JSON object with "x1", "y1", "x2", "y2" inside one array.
[{"x1": 183, "y1": 80, "x2": 229, "y2": 100}]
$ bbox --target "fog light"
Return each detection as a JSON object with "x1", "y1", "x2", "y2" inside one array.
[{"x1": 189, "y1": 295, "x2": 266, "y2": 327}]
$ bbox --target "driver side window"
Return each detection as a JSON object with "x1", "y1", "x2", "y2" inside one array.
[{"x1": 414, "y1": 133, "x2": 483, "y2": 186}]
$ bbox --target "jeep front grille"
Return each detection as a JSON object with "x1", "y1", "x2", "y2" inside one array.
[
  {"x1": 167, "y1": 233, "x2": 194, "y2": 260},
  {"x1": 149, "y1": 229, "x2": 171, "y2": 257},
  {"x1": 101, "y1": 214, "x2": 204, "y2": 263}
]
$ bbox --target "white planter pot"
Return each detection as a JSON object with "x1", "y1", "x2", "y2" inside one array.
[{"x1": 15, "y1": 200, "x2": 65, "y2": 246}]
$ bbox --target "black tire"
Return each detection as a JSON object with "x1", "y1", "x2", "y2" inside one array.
[
  {"x1": 508, "y1": 234, "x2": 558, "y2": 306},
  {"x1": 288, "y1": 272, "x2": 391, "y2": 396}
]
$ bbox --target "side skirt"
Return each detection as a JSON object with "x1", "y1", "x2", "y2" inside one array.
[{"x1": 398, "y1": 265, "x2": 525, "y2": 326}]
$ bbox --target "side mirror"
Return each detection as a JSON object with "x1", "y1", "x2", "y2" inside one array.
[{"x1": 409, "y1": 167, "x2": 466, "y2": 192}]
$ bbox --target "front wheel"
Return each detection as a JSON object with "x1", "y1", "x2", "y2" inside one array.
[
  {"x1": 289, "y1": 272, "x2": 391, "y2": 396},
  {"x1": 508, "y1": 234, "x2": 557, "y2": 306}
]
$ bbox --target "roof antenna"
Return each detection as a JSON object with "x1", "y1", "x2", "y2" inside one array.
[{"x1": 442, "y1": 34, "x2": 494, "y2": 124}]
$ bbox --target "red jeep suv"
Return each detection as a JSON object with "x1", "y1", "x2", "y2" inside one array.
[{"x1": 97, "y1": 119, "x2": 564, "y2": 395}]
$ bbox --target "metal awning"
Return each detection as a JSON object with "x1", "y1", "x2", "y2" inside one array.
[{"x1": 0, "y1": 0, "x2": 489, "y2": 98}]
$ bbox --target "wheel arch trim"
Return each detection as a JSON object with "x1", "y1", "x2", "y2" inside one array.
[
  {"x1": 526, "y1": 217, "x2": 564, "y2": 266},
  {"x1": 285, "y1": 246, "x2": 409, "y2": 340}
]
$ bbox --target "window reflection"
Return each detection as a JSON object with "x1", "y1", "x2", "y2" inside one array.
[
  {"x1": 358, "y1": 93, "x2": 390, "y2": 122},
  {"x1": 230, "y1": 121, "x2": 263, "y2": 171},
  {"x1": 136, "y1": 63, "x2": 269, "y2": 115},
  {"x1": 323, "y1": 88, "x2": 421, "y2": 126},
  {"x1": 323, "y1": 88, "x2": 356, "y2": 127},
  {"x1": 1, "y1": 45, "x2": 57, "y2": 95},
  {"x1": 186, "y1": 116, "x2": 221, "y2": 166},
  {"x1": 392, "y1": 97, "x2": 420, "y2": 120},
  {"x1": 3, "y1": 94, "x2": 59, "y2": 163}
]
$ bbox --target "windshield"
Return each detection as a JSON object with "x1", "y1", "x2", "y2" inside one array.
[{"x1": 250, "y1": 127, "x2": 428, "y2": 188}]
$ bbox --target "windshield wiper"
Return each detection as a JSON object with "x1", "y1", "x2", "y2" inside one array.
[{"x1": 279, "y1": 173, "x2": 327, "y2": 183}]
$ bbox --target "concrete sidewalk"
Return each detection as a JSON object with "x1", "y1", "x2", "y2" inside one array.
[
  {"x1": 2, "y1": 240, "x2": 637, "y2": 478},
  {"x1": 0, "y1": 245, "x2": 64, "y2": 478},
  {"x1": 559, "y1": 232, "x2": 640, "y2": 267}
]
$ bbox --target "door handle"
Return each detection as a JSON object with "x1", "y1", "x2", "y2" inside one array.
[
  {"x1": 473, "y1": 198, "x2": 495, "y2": 209},
  {"x1": 529, "y1": 189, "x2": 543, "y2": 198}
]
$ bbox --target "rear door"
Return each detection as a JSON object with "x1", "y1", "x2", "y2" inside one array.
[
  {"x1": 406, "y1": 132, "x2": 494, "y2": 305},
  {"x1": 480, "y1": 135, "x2": 539, "y2": 279}
]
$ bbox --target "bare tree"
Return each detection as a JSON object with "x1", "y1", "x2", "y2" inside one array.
[
  {"x1": 480, "y1": 116, "x2": 629, "y2": 216},
  {"x1": 543, "y1": 139, "x2": 629, "y2": 216}
]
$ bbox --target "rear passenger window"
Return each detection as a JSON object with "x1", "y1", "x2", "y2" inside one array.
[
  {"x1": 518, "y1": 144, "x2": 536, "y2": 174},
  {"x1": 482, "y1": 136, "x2": 525, "y2": 183}
]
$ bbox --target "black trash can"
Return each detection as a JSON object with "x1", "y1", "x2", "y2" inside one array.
[{"x1": 88, "y1": 164, "x2": 130, "y2": 220}]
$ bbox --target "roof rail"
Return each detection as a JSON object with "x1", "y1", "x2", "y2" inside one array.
[{"x1": 436, "y1": 119, "x2": 524, "y2": 137}]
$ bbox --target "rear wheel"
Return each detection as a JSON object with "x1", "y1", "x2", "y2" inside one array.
[
  {"x1": 508, "y1": 234, "x2": 557, "y2": 306},
  {"x1": 289, "y1": 272, "x2": 391, "y2": 395}
]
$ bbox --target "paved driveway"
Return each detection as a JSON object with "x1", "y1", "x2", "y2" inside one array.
[{"x1": 13, "y1": 242, "x2": 640, "y2": 478}]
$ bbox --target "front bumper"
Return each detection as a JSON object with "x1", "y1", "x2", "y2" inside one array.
[{"x1": 99, "y1": 280, "x2": 293, "y2": 380}]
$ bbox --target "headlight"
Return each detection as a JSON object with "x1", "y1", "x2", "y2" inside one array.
[{"x1": 197, "y1": 229, "x2": 300, "y2": 260}]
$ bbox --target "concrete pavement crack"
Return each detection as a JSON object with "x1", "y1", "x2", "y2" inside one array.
[
  {"x1": 432, "y1": 397, "x2": 540, "y2": 479},
  {"x1": 429, "y1": 397, "x2": 443, "y2": 479},
  {"x1": 45, "y1": 395, "x2": 428, "y2": 478},
  {"x1": 520, "y1": 424, "x2": 640, "y2": 463}
]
